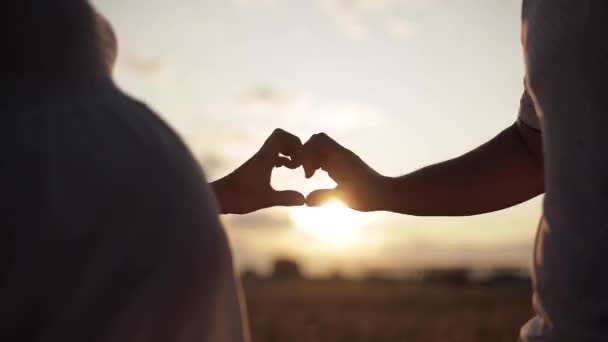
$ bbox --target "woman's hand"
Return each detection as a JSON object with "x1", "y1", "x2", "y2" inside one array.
[{"x1": 211, "y1": 129, "x2": 305, "y2": 214}]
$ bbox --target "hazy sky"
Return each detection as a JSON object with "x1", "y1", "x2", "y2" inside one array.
[{"x1": 93, "y1": 0, "x2": 541, "y2": 276}]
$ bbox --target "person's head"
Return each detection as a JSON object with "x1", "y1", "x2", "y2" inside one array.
[{"x1": 2, "y1": 1, "x2": 117, "y2": 85}]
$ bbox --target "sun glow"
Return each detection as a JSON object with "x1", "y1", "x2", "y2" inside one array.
[{"x1": 290, "y1": 200, "x2": 369, "y2": 247}]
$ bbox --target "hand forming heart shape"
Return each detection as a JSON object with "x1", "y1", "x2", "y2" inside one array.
[
  {"x1": 212, "y1": 129, "x2": 389, "y2": 214},
  {"x1": 212, "y1": 129, "x2": 305, "y2": 214}
]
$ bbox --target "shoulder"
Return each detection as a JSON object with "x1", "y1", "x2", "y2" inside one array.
[{"x1": 37, "y1": 82, "x2": 220, "y2": 225}]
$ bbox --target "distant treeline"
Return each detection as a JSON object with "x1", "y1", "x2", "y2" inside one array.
[{"x1": 241, "y1": 258, "x2": 531, "y2": 288}]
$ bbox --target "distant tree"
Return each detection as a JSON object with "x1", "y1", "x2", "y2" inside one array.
[
  {"x1": 327, "y1": 269, "x2": 346, "y2": 282},
  {"x1": 271, "y1": 258, "x2": 302, "y2": 280},
  {"x1": 481, "y1": 267, "x2": 531, "y2": 288},
  {"x1": 364, "y1": 269, "x2": 396, "y2": 284},
  {"x1": 421, "y1": 267, "x2": 471, "y2": 285},
  {"x1": 241, "y1": 268, "x2": 261, "y2": 282}
]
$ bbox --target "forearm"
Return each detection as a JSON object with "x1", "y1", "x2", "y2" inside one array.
[
  {"x1": 209, "y1": 177, "x2": 241, "y2": 214},
  {"x1": 380, "y1": 123, "x2": 544, "y2": 216},
  {"x1": 210, "y1": 178, "x2": 231, "y2": 215}
]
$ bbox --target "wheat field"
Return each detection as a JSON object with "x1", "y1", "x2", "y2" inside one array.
[{"x1": 243, "y1": 280, "x2": 532, "y2": 342}]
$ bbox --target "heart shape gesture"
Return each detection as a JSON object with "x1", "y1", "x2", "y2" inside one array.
[
  {"x1": 212, "y1": 129, "x2": 389, "y2": 214},
  {"x1": 211, "y1": 129, "x2": 306, "y2": 214},
  {"x1": 301, "y1": 133, "x2": 389, "y2": 212}
]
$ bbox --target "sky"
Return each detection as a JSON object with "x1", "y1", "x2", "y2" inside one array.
[{"x1": 93, "y1": 0, "x2": 541, "y2": 276}]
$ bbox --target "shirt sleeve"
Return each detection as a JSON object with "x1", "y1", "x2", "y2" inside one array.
[{"x1": 518, "y1": 85, "x2": 542, "y2": 131}]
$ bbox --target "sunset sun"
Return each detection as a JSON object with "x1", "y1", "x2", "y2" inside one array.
[{"x1": 290, "y1": 200, "x2": 368, "y2": 247}]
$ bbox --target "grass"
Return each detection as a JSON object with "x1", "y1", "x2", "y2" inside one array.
[{"x1": 243, "y1": 279, "x2": 532, "y2": 342}]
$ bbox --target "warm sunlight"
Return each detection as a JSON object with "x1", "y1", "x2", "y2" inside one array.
[
  {"x1": 290, "y1": 200, "x2": 369, "y2": 248},
  {"x1": 98, "y1": 0, "x2": 539, "y2": 276}
]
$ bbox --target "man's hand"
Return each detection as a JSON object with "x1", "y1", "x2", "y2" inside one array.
[
  {"x1": 211, "y1": 129, "x2": 305, "y2": 214},
  {"x1": 302, "y1": 133, "x2": 390, "y2": 212}
]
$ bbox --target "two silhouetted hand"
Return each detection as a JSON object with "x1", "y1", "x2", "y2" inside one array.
[
  {"x1": 302, "y1": 133, "x2": 390, "y2": 212},
  {"x1": 212, "y1": 129, "x2": 306, "y2": 214},
  {"x1": 212, "y1": 130, "x2": 391, "y2": 214}
]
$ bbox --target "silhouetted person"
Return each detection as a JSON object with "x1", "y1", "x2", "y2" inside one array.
[{"x1": 1, "y1": 2, "x2": 305, "y2": 341}]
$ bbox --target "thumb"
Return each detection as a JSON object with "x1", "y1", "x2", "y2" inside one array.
[
  {"x1": 305, "y1": 188, "x2": 341, "y2": 207},
  {"x1": 271, "y1": 190, "x2": 306, "y2": 207}
]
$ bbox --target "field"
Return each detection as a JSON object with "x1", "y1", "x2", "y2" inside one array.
[{"x1": 243, "y1": 280, "x2": 532, "y2": 342}]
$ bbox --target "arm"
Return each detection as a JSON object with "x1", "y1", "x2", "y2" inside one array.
[
  {"x1": 302, "y1": 122, "x2": 543, "y2": 216},
  {"x1": 383, "y1": 121, "x2": 544, "y2": 216}
]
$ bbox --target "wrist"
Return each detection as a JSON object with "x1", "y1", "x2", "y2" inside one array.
[
  {"x1": 373, "y1": 175, "x2": 400, "y2": 212},
  {"x1": 210, "y1": 177, "x2": 233, "y2": 214}
]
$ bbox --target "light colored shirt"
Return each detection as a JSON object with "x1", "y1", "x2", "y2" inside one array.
[
  {"x1": 519, "y1": 1, "x2": 608, "y2": 341},
  {"x1": 518, "y1": 86, "x2": 552, "y2": 342}
]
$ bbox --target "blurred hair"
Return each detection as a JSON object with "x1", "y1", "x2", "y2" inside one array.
[
  {"x1": 1, "y1": 0, "x2": 107, "y2": 84},
  {"x1": 94, "y1": 10, "x2": 119, "y2": 73}
]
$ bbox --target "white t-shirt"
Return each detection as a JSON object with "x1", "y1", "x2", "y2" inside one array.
[
  {"x1": 518, "y1": 87, "x2": 552, "y2": 342},
  {"x1": 519, "y1": 1, "x2": 608, "y2": 341}
]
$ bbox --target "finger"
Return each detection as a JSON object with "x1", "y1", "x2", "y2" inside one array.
[
  {"x1": 264, "y1": 129, "x2": 303, "y2": 166},
  {"x1": 305, "y1": 188, "x2": 342, "y2": 207},
  {"x1": 302, "y1": 133, "x2": 341, "y2": 179},
  {"x1": 281, "y1": 157, "x2": 300, "y2": 169},
  {"x1": 271, "y1": 190, "x2": 306, "y2": 207},
  {"x1": 275, "y1": 156, "x2": 297, "y2": 169},
  {"x1": 302, "y1": 135, "x2": 318, "y2": 178}
]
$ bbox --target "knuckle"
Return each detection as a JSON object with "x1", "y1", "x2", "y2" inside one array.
[
  {"x1": 271, "y1": 128, "x2": 285, "y2": 138},
  {"x1": 317, "y1": 133, "x2": 332, "y2": 145},
  {"x1": 310, "y1": 133, "x2": 326, "y2": 141},
  {"x1": 309, "y1": 133, "x2": 324, "y2": 145}
]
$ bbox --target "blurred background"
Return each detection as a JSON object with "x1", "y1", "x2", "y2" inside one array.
[{"x1": 94, "y1": 0, "x2": 537, "y2": 340}]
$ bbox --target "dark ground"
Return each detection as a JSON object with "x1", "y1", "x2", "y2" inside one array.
[{"x1": 243, "y1": 279, "x2": 532, "y2": 342}]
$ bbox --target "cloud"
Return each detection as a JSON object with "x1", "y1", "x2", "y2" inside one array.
[
  {"x1": 223, "y1": 210, "x2": 294, "y2": 230},
  {"x1": 232, "y1": 0, "x2": 430, "y2": 41},
  {"x1": 239, "y1": 86, "x2": 303, "y2": 110},
  {"x1": 119, "y1": 52, "x2": 165, "y2": 75},
  {"x1": 199, "y1": 152, "x2": 233, "y2": 178},
  {"x1": 234, "y1": 0, "x2": 278, "y2": 7},
  {"x1": 315, "y1": 103, "x2": 385, "y2": 131},
  {"x1": 385, "y1": 16, "x2": 416, "y2": 40},
  {"x1": 238, "y1": 86, "x2": 386, "y2": 133},
  {"x1": 318, "y1": 0, "x2": 432, "y2": 41}
]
